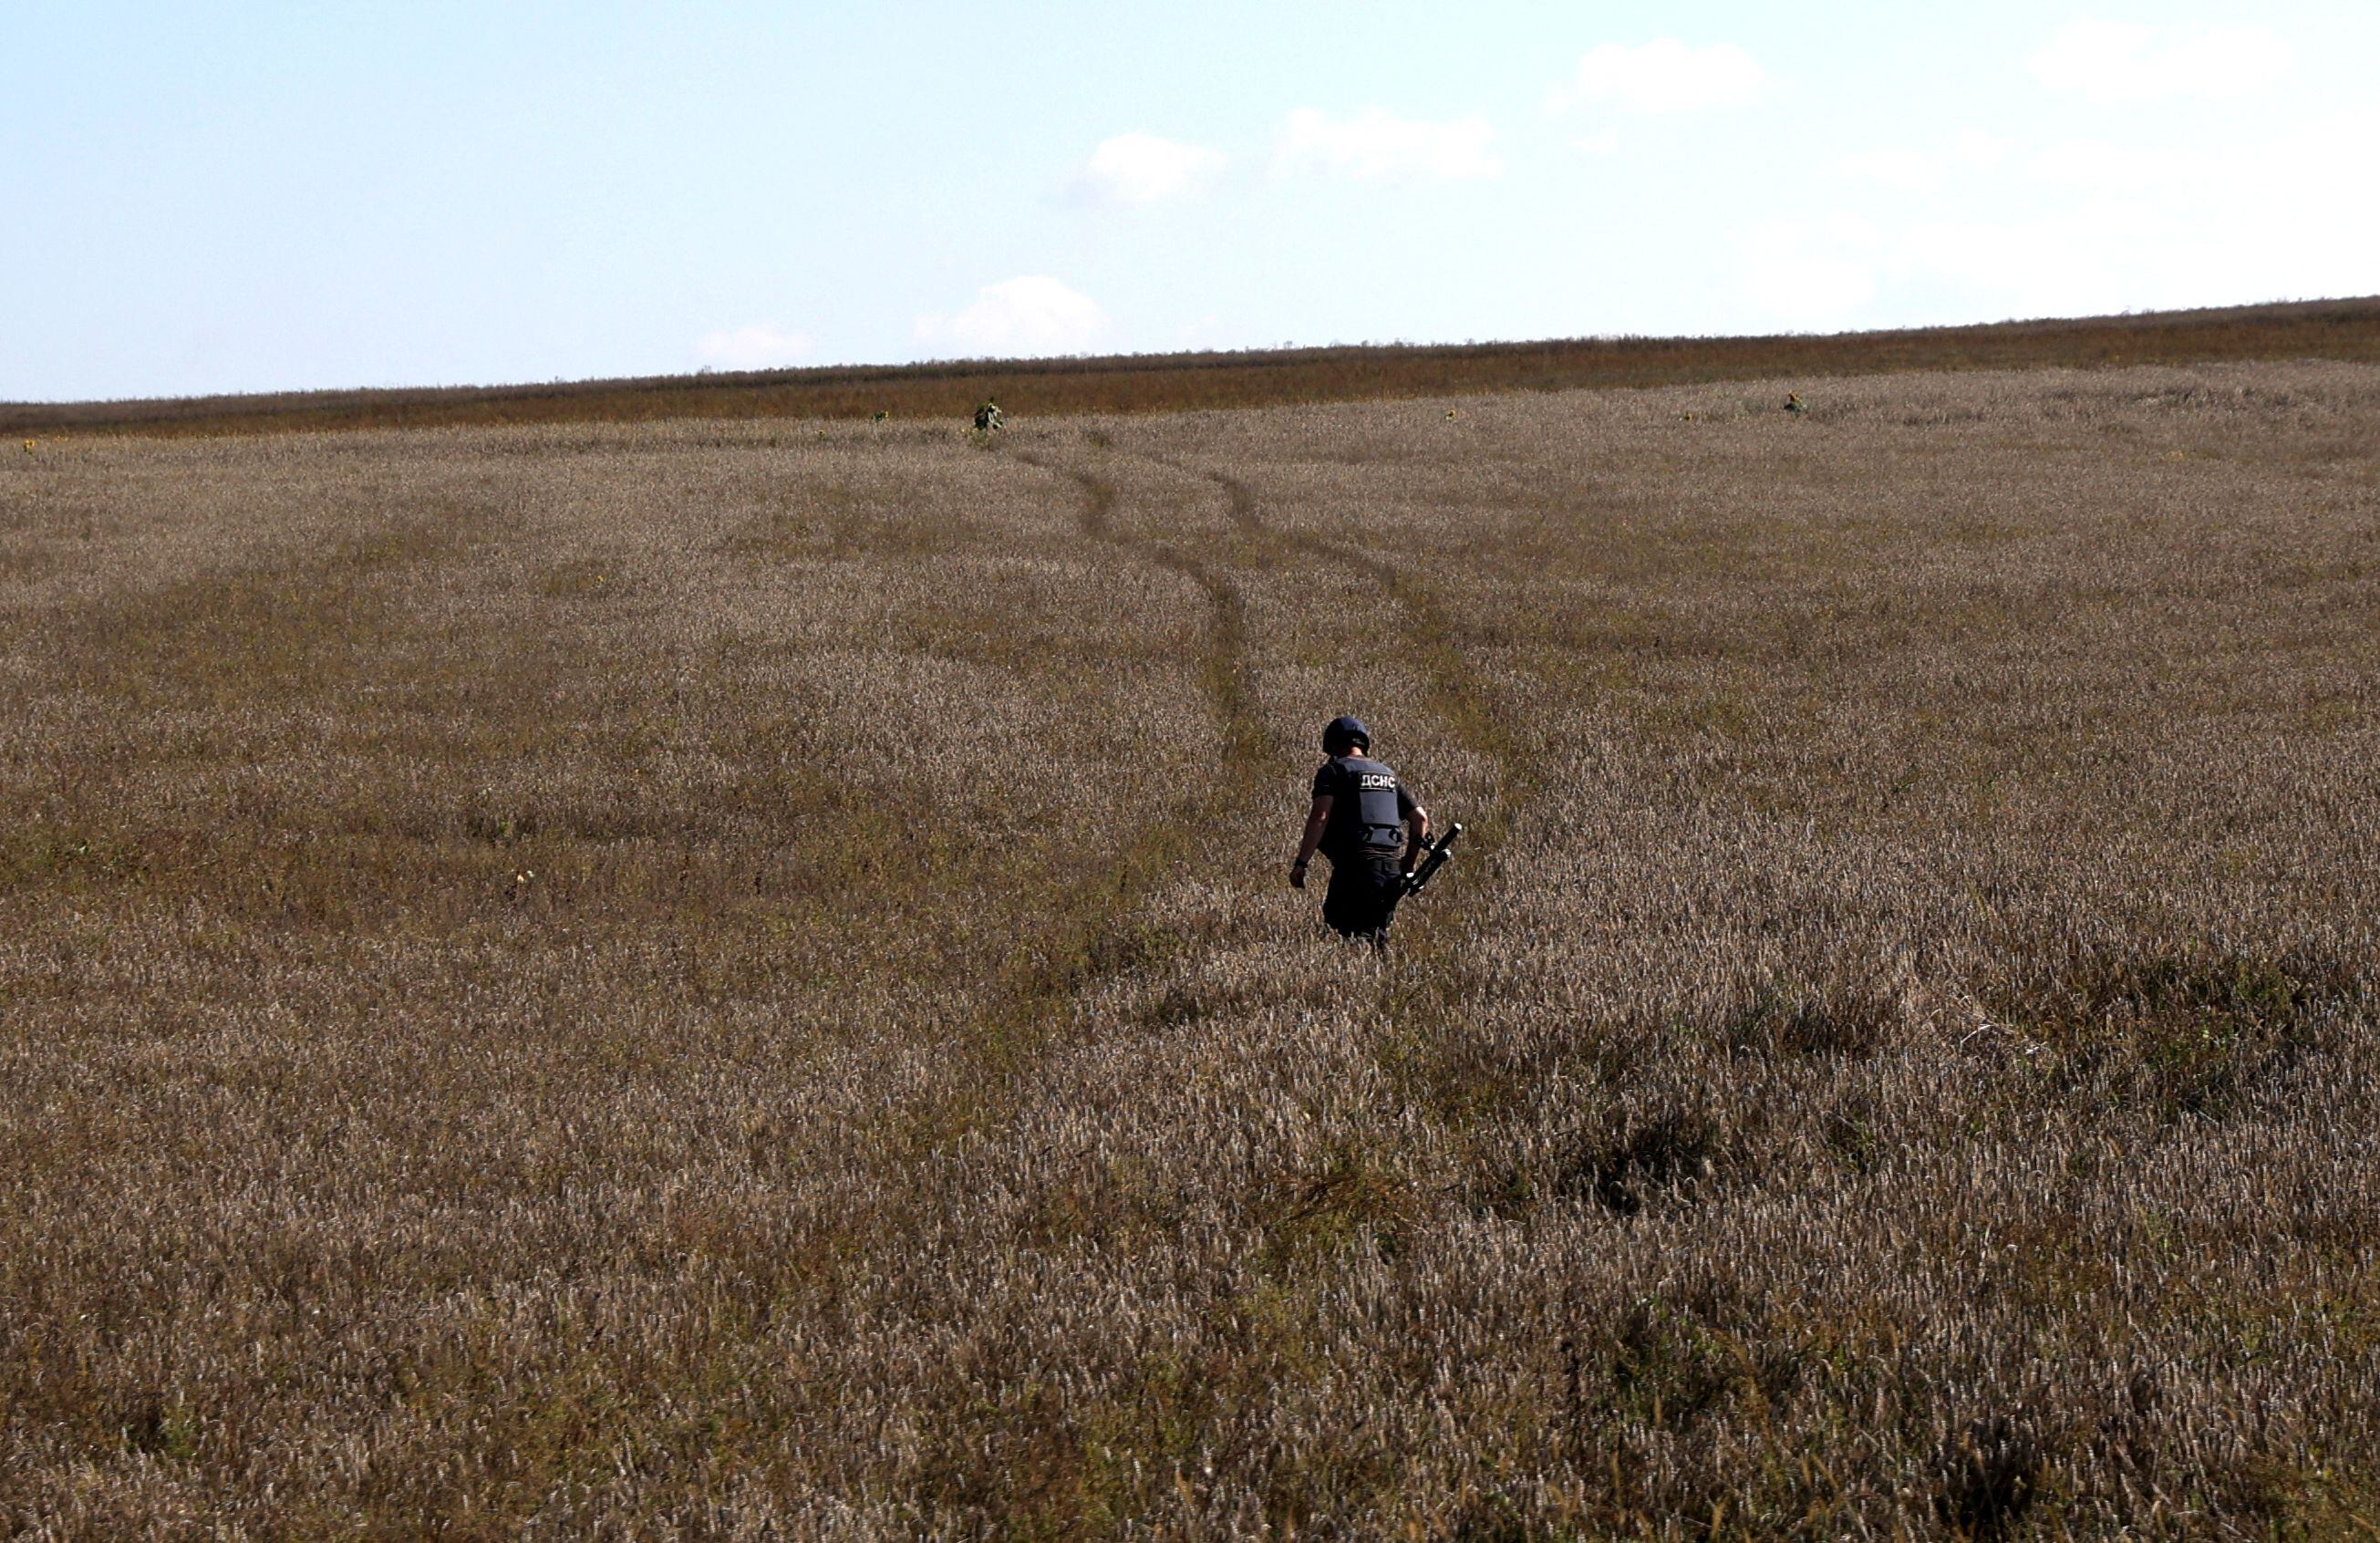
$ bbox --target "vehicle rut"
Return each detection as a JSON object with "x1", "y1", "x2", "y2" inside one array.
[
  {"x1": 960, "y1": 449, "x2": 1274, "y2": 1067},
  {"x1": 1173, "y1": 459, "x2": 1537, "y2": 867}
]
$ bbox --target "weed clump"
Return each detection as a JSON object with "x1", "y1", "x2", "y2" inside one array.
[
  {"x1": 1564, "y1": 1111, "x2": 1724, "y2": 1217},
  {"x1": 1994, "y1": 947, "x2": 2356, "y2": 1122},
  {"x1": 1722, "y1": 976, "x2": 1902, "y2": 1059},
  {"x1": 1934, "y1": 1414, "x2": 2049, "y2": 1539}
]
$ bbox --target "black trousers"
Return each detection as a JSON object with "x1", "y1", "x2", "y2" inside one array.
[{"x1": 1322, "y1": 851, "x2": 1405, "y2": 943}]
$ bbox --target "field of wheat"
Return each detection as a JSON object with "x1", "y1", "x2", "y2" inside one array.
[{"x1": 5, "y1": 361, "x2": 2377, "y2": 1538}]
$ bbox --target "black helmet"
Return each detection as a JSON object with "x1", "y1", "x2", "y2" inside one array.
[{"x1": 1322, "y1": 715, "x2": 1370, "y2": 754}]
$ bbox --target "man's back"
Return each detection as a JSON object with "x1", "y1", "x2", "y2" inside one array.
[{"x1": 1312, "y1": 753, "x2": 1414, "y2": 857}]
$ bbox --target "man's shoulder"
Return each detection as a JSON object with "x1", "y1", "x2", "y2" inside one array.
[{"x1": 1312, "y1": 756, "x2": 1358, "y2": 792}]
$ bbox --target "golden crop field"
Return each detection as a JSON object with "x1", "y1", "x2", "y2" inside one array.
[{"x1": 5, "y1": 361, "x2": 2377, "y2": 1538}]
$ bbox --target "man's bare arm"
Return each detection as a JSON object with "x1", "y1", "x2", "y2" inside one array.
[
  {"x1": 1403, "y1": 804, "x2": 1432, "y2": 872},
  {"x1": 1290, "y1": 794, "x2": 1332, "y2": 888}
]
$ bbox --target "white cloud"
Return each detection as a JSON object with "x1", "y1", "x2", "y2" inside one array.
[
  {"x1": 913, "y1": 276, "x2": 1108, "y2": 358},
  {"x1": 1561, "y1": 40, "x2": 1765, "y2": 114},
  {"x1": 1953, "y1": 129, "x2": 2015, "y2": 169},
  {"x1": 1748, "y1": 104, "x2": 2375, "y2": 331},
  {"x1": 1272, "y1": 108, "x2": 1502, "y2": 182},
  {"x1": 1892, "y1": 107, "x2": 2380, "y2": 316},
  {"x1": 693, "y1": 324, "x2": 812, "y2": 370},
  {"x1": 1893, "y1": 203, "x2": 2172, "y2": 316},
  {"x1": 2025, "y1": 138, "x2": 2204, "y2": 189},
  {"x1": 2027, "y1": 19, "x2": 2292, "y2": 101},
  {"x1": 1067, "y1": 132, "x2": 1226, "y2": 206},
  {"x1": 1836, "y1": 149, "x2": 1939, "y2": 192},
  {"x1": 1570, "y1": 129, "x2": 1621, "y2": 157},
  {"x1": 1740, "y1": 214, "x2": 1881, "y2": 328},
  {"x1": 1831, "y1": 129, "x2": 2013, "y2": 193}
]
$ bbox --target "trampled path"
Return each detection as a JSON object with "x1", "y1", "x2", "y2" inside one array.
[
  {"x1": 1169, "y1": 456, "x2": 1538, "y2": 877},
  {"x1": 949, "y1": 447, "x2": 1276, "y2": 1071},
  {"x1": 1012, "y1": 448, "x2": 1270, "y2": 810},
  {"x1": 970, "y1": 436, "x2": 1543, "y2": 1070}
]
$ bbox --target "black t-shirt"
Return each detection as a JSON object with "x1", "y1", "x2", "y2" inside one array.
[{"x1": 1311, "y1": 754, "x2": 1418, "y2": 856}]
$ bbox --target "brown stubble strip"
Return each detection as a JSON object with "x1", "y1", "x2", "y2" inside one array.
[{"x1": 13, "y1": 295, "x2": 2380, "y2": 439}]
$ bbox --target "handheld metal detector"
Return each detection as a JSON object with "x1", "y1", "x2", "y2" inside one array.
[{"x1": 1401, "y1": 823, "x2": 1464, "y2": 899}]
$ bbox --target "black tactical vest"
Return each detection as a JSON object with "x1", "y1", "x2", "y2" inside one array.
[{"x1": 1324, "y1": 755, "x2": 1406, "y2": 855}]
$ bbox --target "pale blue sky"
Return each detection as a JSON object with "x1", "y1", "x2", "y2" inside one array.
[{"x1": 6, "y1": 1, "x2": 2375, "y2": 401}]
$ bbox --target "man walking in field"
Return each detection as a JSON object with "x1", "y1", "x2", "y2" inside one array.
[{"x1": 1289, "y1": 716, "x2": 1430, "y2": 948}]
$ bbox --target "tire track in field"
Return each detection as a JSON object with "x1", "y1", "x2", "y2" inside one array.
[
  {"x1": 1063, "y1": 461, "x2": 1270, "y2": 802},
  {"x1": 1017, "y1": 450, "x2": 1269, "y2": 804},
  {"x1": 960, "y1": 448, "x2": 1273, "y2": 1064},
  {"x1": 1168, "y1": 458, "x2": 1538, "y2": 870},
  {"x1": 1149, "y1": 459, "x2": 1543, "y2": 1132},
  {"x1": 49, "y1": 503, "x2": 487, "y2": 708}
]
